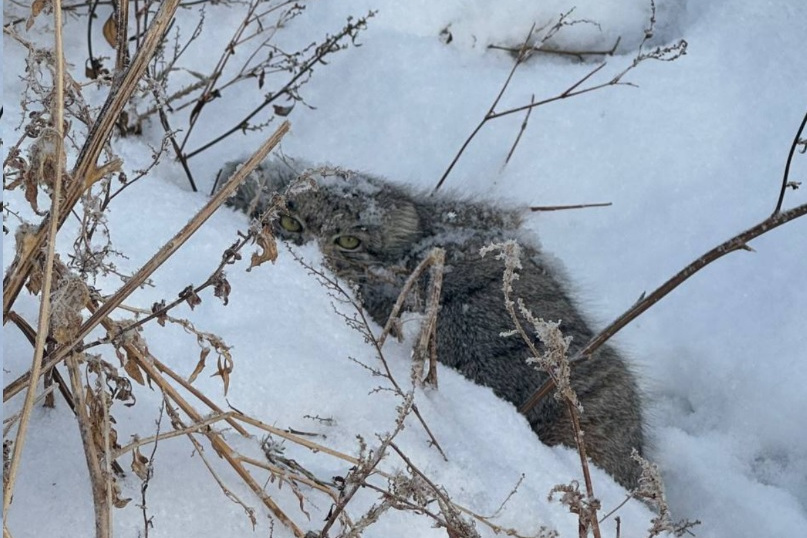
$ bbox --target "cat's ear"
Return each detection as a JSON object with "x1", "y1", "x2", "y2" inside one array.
[{"x1": 382, "y1": 201, "x2": 420, "y2": 255}]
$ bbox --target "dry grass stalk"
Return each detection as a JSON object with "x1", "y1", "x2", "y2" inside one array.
[
  {"x1": 161, "y1": 399, "x2": 258, "y2": 529},
  {"x1": 66, "y1": 353, "x2": 112, "y2": 537},
  {"x1": 481, "y1": 240, "x2": 602, "y2": 538},
  {"x1": 129, "y1": 340, "x2": 305, "y2": 536},
  {"x1": 2, "y1": 0, "x2": 183, "y2": 319},
  {"x1": 3, "y1": 121, "x2": 290, "y2": 404},
  {"x1": 2, "y1": 0, "x2": 68, "y2": 521}
]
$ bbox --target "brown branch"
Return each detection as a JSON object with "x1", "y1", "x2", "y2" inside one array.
[
  {"x1": 519, "y1": 201, "x2": 807, "y2": 415},
  {"x1": 530, "y1": 202, "x2": 612, "y2": 212},
  {"x1": 433, "y1": 24, "x2": 536, "y2": 193},
  {"x1": 504, "y1": 94, "x2": 535, "y2": 166},
  {"x1": 773, "y1": 110, "x2": 807, "y2": 215},
  {"x1": 488, "y1": 36, "x2": 622, "y2": 61}
]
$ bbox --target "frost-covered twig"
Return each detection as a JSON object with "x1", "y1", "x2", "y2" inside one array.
[
  {"x1": 481, "y1": 240, "x2": 601, "y2": 538},
  {"x1": 773, "y1": 110, "x2": 807, "y2": 215},
  {"x1": 290, "y1": 250, "x2": 448, "y2": 459}
]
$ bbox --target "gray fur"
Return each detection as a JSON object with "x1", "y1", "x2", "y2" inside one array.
[{"x1": 220, "y1": 158, "x2": 645, "y2": 489}]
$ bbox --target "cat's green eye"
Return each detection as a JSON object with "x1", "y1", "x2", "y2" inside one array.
[
  {"x1": 335, "y1": 235, "x2": 361, "y2": 250},
  {"x1": 279, "y1": 214, "x2": 303, "y2": 233}
]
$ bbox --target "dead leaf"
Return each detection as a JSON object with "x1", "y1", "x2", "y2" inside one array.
[
  {"x1": 188, "y1": 348, "x2": 210, "y2": 384},
  {"x1": 247, "y1": 224, "x2": 278, "y2": 271},
  {"x1": 151, "y1": 300, "x2": 168, "y2": 327},
  {"x1": 273, "y1": 103, "x2": 294, "y2": 117},
  {"x1": 131, "y1": 447, "x2": 150, "y2": 480},
  {"x1": 211, "y1": 353, "x2": 234, "y2": 396},
  {"x1": 27, "y1": 0, "x2": 47, "y2": 30},
  {"x1": 102, "y1": 14, "x2": 117, "y2": 47},
  {"x1": 123, "y1": 356, "x2": 146, "y2": 386},
  {"x1": 212, "y1": 273, "x2": 231, "y2": 306},
  {"x1": 180, "y1": 286, "x2": 202, "y2": 310}
]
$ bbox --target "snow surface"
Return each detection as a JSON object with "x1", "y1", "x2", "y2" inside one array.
[{"x1": 3, "y1": 1, "x2": 807, "y2": 537}]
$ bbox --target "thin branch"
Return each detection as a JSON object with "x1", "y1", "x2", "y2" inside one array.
[
  {"x1": 504, "y1": 93, "x2": 535, "y2": 166},
  {"x1": 519, "y1": 201, "x2": 807, "y2": 415},
  {"x1": 433, "y1": 23, "x2": 536, "y2": 193},
  {"x1": 773, "y1": 110, "x2": 807, "y2": 215},
  {"x1": 530, "y1": 202, "x2": 612, "y2": 212}
]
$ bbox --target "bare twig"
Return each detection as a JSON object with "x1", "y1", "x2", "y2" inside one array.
[
  {"x1": 504, "y1": 94, "x2": 535, "y2": 166},
  {"x1": 530, "y1": 202, "x2": 612, "y2": 212},
  {"x1": 773, "y1": 110, "x2": 807, "y2": 215},
  {"x1": 488, "y1": 36, "x2": 622, "y2": 61},
  {"x1": 519, "y1": 201, "x2": 807, "y2": 415},
  {"x1": 433, "y1": 9, "x2": 686, "y2": 192},
  {"x1": 433, "y1": 23, "x2": 537, "y2": 193}
]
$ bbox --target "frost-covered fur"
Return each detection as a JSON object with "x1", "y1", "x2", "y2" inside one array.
[{"x1": 219, "y1": 158, "x2": 645, "y2": 489}]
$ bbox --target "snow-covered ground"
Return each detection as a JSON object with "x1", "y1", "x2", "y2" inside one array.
[{"x1": 3, "y1": 1, "x2": 806, "y2": 537}]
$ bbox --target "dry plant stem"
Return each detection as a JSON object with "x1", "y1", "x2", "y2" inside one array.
[
  {"x1": 6, "y1": 311, "x2": 77, "y2": 411},
  {"x1": 238, "y1": 456, "x2": 337, "y2": 498},
  {"x1": 433, "y1": 24, "x2": 536, "y2": 193},
  {"x1": 295, "y1": 252, "x2": 447, "y2": 459},
  {"x1": 114, "y1": 412, "x2": 236, "y2": 459},
  {"x1": 161, "y1": 400, "x2": 258, "y2": 530},
  {"x1": 498, "y1": 258, "x2": 601, "y2": 538},
  {"x1": 504, "y1": 93, "x2": 535, "y2": 165},
  {"x1": 415, "y1": 249, "x2": 445, "y2": 387},
  {"x1": 2, "y1": 0, "x2": 67, "y2": 520},
  {"x1": 530, "y1": 202, "x2": 612, "y2": 212},
  {"x1": 3, "y1": 122, "x2": 290, "y2": 404},
  {"x1": 318, "y1": 399, "x2": 412, "y2": 538},
  {"x1": 2, "y1": 384, "x2": 58, "y2": 436},
  {"x1": 519, "y1": 201, "x2": 807, "y2": 414},
  {"x1": 773, "y1": 110, "x2": 807, "y2": 215},
  {"x1": 149, "y1": 357, "x2": 248, "y2": 436},
  {"x1": 114, "y1": 0, "x2": 130, "y2": 71},
  {"x1": 233, "y1": 414, "x2": 364, "y2": 468},
  {"x1": 97, "y1": 367, "x2": 115, "y2": 528},
  {"x1": 178, "y1": 0, "x2": 261, "y2": 152},
  {"x1": 129, "y1": 352, "x2": 304, "y2": 537},
  {"x1": 3, "y1": 525, "x2": 13, "y2": 538},
  {"x1": 2, "y1": 0, "x2": 183, "y2": 321},
  {"x1": 377, "y1": 248, "x2": 446, "y2": 348},
  {"x1": 67, "y1": 353, "x2": 112, "y2": 538},
  {"x1": 488, "y1": 36, "x2": 621, "y2": 59}
]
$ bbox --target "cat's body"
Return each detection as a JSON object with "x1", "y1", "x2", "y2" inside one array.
[{"x1": 220, "y1": 159, "x2": 644, "y2": 489}]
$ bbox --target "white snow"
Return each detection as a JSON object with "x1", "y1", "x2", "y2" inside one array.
[{"x1": 3, "y1": 1, "x2": 806, "y2": 537}]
